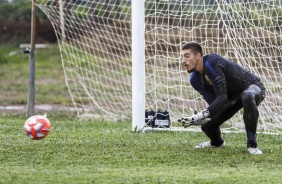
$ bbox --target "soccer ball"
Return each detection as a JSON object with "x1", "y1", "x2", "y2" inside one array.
[{"x1": 24, "y1": 115, "x2": 51, "y2": 140}]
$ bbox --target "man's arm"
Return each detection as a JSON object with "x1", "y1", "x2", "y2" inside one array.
[{"x1": 204, "y1": 61, "x2": 229, "y2": 118}]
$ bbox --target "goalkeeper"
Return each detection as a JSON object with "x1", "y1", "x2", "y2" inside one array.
[{"x1": 180, "y1": 42, "x2": 265, "y2": 155}]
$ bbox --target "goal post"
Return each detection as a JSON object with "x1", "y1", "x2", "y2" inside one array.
[
  {"x1": 132, "y1": 0, "x2": 145, "y2": 131},
  {"x1": 35, "y1": 0, "x2": 282, "y2": 133}
]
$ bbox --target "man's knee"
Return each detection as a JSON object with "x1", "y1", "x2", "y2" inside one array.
[
  {"x1": 241, "y1": 84, "x2": 265, "y2": 106},
  {"x1": 241, "y1": 91, "x2": 255, "y2": 104}
]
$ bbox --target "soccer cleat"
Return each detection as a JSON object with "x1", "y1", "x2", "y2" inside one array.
[
  {"x1": 194, "y1": 141, "x2": 225, "y2": 148},
  {"x1": 248, "y1": 147, "x2": 263, "y2": 155}
]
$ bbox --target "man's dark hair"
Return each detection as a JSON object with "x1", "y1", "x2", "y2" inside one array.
[{"x1": 182, "y1": 42, "x2": 203, "y2": 56}]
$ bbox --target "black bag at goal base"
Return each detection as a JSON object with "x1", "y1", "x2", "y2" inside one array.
[{"x1": 145, "y1": 110, "x2": 170, "y2": 128}]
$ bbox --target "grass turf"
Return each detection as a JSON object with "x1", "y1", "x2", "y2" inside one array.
[{"x1": 1, "y1": 114, "x2": 282, "y2": 184}]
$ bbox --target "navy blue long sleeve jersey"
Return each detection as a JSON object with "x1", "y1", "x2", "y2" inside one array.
[{"x1": 190, "y1": 54, "x2": 264, "y2": 117}]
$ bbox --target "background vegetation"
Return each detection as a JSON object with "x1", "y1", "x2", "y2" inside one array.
[
  {"x1": 0, "y1": 44, "x2": 72, "y2": 106},
  {"x1": 0, "y1": 0, "x2": 56, "y2": 45},
  {"x1": 0, "y1": 1, "x2": 70, "y2": 107}
]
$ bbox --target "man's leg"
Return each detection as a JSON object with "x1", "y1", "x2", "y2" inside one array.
[
  {"x1": 201, "y1": 101, "x2": 242, "y2": 147},
  {"x1": 241, "y1": 84, "x2": 265, "y2": 148}
]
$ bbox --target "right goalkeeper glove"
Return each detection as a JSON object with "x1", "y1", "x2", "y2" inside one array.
[
  {"x1": 178, "y1": 117, "x2": 210, "y2": 128},
  {"x1": 177, "y1": 109, "x2": 210, "y2": 128}
]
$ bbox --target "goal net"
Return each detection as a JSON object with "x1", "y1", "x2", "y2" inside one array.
[{"x1": 36, "y1": 0, "x2": 282, "y2": 133}]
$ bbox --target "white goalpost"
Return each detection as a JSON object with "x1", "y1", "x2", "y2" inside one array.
[
  {"x1": 35, "y1": 0, "x2": 282, "y2": 133},
  {"x1": 132, "y1": 0, "x2": 145, "y2": 131}
]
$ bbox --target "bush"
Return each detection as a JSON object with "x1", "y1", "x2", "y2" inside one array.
[
  {"x1": 0, "y1": 1, "x2": 48, "y2": 22},
  {"x1": 0, "y1": 1, "x2": 56, "y2": 45}
]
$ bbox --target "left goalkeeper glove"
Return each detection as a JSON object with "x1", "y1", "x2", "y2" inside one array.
[{"x1": 178, "y1": 109, "x2": 210, "y2": 128}]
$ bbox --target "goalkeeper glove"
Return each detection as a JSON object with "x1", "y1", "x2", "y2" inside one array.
[{"x1": 178, "y1": 109, "x2": 210, "y2": 128}]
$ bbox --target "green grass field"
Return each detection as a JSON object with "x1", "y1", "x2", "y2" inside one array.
[{"x1": 1, "y1": 114, "x2": 282, "y2": 184}]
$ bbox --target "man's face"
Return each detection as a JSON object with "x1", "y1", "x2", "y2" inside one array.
[{"x1": 181, "y1": 49, "x2": 199, "y2": 73}]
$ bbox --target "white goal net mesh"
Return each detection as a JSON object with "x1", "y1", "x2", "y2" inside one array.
[{"x1": 36, "y1": 0, "x2": 282, "y2": 132}]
